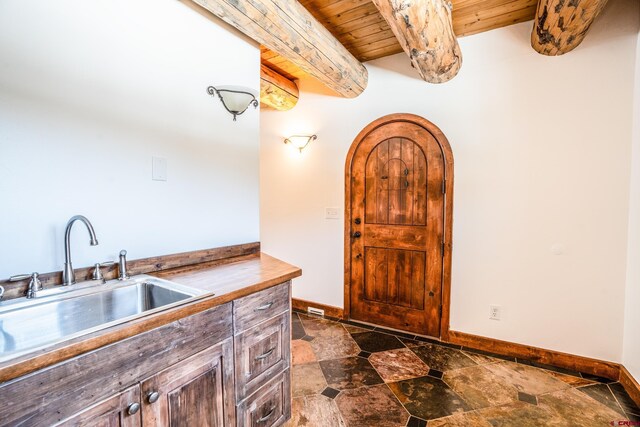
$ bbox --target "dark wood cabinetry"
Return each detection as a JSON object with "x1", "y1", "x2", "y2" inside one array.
[
  {"x1": 0, "y1": 281, "x2": 293, "y2": 427},
  {"x1": 140, "y1": 339, "x2": 235, "y2": 427}
]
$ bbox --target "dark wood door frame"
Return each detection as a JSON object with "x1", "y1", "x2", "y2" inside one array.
[{"x1": 344, "y1": 113, "x2": 454, "y2": 340}]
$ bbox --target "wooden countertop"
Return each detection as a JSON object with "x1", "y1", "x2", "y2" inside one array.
[{"x1": 0, "y1": 253, "x2": 301, "y2": 383}]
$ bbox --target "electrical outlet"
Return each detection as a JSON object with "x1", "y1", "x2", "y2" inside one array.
[
  {"x1": 489, "y1": 305, "x2": 501, "y2": 321},
  {"x1": 325, "y1": 207, "x2": 339, "y2": 219}
]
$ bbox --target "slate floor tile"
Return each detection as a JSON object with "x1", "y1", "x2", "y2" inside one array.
[
  {"x1": 577, "y1": 383, "x2": 625, "y2": 415},
  {"x1": 410, "y1": 343, "x2": 477, "y2": 372},
  {"x1": 289, "y1": 395, "x2": 346, "y2": 427},
  {"x1": 351, "y1": 331, "x2": 405, "y2": 352},
  {"x1": 292, "y1": 362, "x2": 327, "y2": 397},
  {"x1": 319, "y1": 356, "x2": 384, "y2": 390},
  {"x1": 483, "y1": 361, "x2": 571, "y2": 395},
  {"x1": 335, "y1": 384, "x2": 409, "y2": 427},
  {"x1": 292, "y1": 339, "x2": 317, "y2": 365},
  {"x1": 310, "y1": 333, "x2": 360, "y2": 361},
  {"x1": 368, "y1": 348, "x2": 430, "y2": 382},
  {"x1": 444, "y1": 365, "x2": 518, "y2": 409},
  {"x1": 476, "y1": 400, "x2": 557, "y2": 427},
  {"x1": 292, "y1": 313, "x2": 307, "y2": 340},
  {"x1": 608, "y1": 382, "x2": 640, "y2": 416},
  {"x1": 387, "y1": 375, "x2": 471, "y2": 420},
  {"x1": 427, "y1": 411, "x2": 492, "y2": 427},
  {"x1": 538, "y1": 387, "x2": 625, "y2": 426}
]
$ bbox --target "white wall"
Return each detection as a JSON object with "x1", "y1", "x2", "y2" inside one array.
[
  {"x1": 0, "y1": 0, "x2": 261, "y2": 277},
  {"x1": 623, "y1": 19, "x2": 640, "y2": 380},
  {"x1": 261, "y1": 0, "x2": 639, "y2": 362}
]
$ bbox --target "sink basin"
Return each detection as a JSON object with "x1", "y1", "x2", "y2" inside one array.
[{"x1": 0, "y1": 275, "x2": 206, "y2": 362}]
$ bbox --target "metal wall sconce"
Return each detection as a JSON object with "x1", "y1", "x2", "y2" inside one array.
[
  {"x1": 207, "y1": 86, "x2": 258, "y2": 121},
  {"x1": 284, "y1": 135, "x2": 317, "y2": 153}
]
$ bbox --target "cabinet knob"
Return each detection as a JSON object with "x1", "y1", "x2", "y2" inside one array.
[
  {"x1": 147, "y1": 391, "x2": 160, "y2": 404},
  {"x1": 127, "y1": 402, "x2": 140, "y2": 415},
  {"x1": 353, "y1": 231, "x2": 362, "y2": 238}
]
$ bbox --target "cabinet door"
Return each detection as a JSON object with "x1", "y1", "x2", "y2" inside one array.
[
  {"x1": 141, "y1": 338, "x2": 235, "y2": 427},
  {"x1": 57, "y1": 385, "x2": 141, "y2": 427}
]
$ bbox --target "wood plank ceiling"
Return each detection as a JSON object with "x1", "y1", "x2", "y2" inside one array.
[{"x1": 262, "y1": 0, "x2": 537, "y2": 81}]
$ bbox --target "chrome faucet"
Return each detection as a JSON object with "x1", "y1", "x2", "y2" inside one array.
[
  {"x1": 63, "y1": 215, "x2": 99, "y2": 286},
  {"x1": 118, "y1": 250, "x2": 130, "y2": 280}
]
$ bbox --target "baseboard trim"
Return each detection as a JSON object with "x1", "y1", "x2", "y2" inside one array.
[
  {"x1": 291, "y1": 298, "x2": 344, "y2": 319},
  {"x1": 448, "y1": 330, "x2": 619, "y2": 380},
  {"x1": 619, "y1": 365, "x2": 640, "y2": 407},
  {"x1": 292, "y1": 298, "x2": 639, "y2": 394}
]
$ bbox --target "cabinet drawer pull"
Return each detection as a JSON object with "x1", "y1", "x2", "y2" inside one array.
[
  {"x1": 255, "y1": 347, "x2": 276, "y2": 361},
  {"x1": 147, "y1": 391, "x2": 160, "y2": 404},
  {"x1": 257, "y1": 407, "x2": 276, "y2": 423},
  {"x1": 126, "y1": 402, "x2": 140, "y2": 415},
  {"x1": 255, "y1": 302, "x2": 274, "y2": 311}
]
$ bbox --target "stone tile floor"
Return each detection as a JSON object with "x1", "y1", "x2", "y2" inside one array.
[{"x1": 286, "y1": 311, "x2": 640, "y2": 427}]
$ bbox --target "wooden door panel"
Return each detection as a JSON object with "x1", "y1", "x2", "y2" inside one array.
[
  {"x1": 350, "y1": 120, "x2": 445, "y2": 337},
  {"x1": 58, "y1": 385, "x2": 141, "y2": 427},
  {"x1": 363, "y1": 248, "x2": 425, "y2": 310},
  {"x1": 141, "y1": 339, "x2": 235, "y2": 427}
]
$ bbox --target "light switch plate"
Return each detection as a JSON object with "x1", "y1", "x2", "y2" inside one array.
[
  {"x1": 152, "y1": 157, "x2": 167, "y2": 181},
  {"x1": 325, "y1": 207, "x2": 339, "y2": 219}
]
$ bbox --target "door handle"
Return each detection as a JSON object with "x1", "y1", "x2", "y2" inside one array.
[{"x1": 353, "y1": 231, "x2": 362, "y2": 238}]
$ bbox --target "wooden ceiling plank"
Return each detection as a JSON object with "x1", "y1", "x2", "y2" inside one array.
[
  {"x1": 531, "y1": 0, "x2": 608, "y2": 55},
  {"x1": 192, "y1": 0, "x2": 367, "y2": 97},
  {"x1": 455, "y1": 4, "x2": 536, "y2": 36}
]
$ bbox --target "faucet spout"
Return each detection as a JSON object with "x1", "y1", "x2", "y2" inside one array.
[{"x1": 63, "y1": 215, "x2": 99, "y2": 286}]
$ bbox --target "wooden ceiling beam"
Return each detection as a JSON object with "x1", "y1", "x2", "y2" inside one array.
[
  {"x1": 371, "y1": 0, "x2": 462, "y2": 83},
  {"x1": 260, "y1": 64, "x2": 299, "y2": 111},
  {"x1": 531, "y1": 0, "x2": 609, "y2": 55},
  {"x1": 191, "y1": 0, "x2": 368, "y2": 98}
]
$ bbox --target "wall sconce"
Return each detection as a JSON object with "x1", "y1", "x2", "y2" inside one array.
[
  {"x1": 207, "y1": 86, "x2": 258, "y2": 121},
  {"x1": 284, "y1": 135, "x2": 317, "y2": 153}
]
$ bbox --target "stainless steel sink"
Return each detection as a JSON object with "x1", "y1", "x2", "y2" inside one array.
[{"x1": 0, "y1": 275, "x2": 206, "y2": 362}]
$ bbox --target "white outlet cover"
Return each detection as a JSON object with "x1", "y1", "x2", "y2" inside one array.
[
  {"x1": 325, "y1": 207, "x2": 339, "y2": 219},
  {"x1": 152, "y1": 157, "x2": 167, "y2": 181},
  {"x1": 489, "y1": 305, "x2": 501, "y2": 320}
]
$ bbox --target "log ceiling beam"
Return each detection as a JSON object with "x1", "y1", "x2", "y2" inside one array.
[
  {"x1": 531, "y1": 0, "x2": 609, "y2": 55},
  {"x1": 191, "y1": 0, "x2": 367, "y2": 98},
  {"x1": 260, "y1": 64, "x2": 299, "y2": 111},
  {"x1": 371, "y1": 0, "x2": 462, "y2": 83}
]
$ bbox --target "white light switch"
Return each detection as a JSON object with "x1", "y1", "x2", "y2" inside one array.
[
  {"x1": 325, "y1": 207, "x2": 340, "y2": 219},
  {"x1": 152, "y1": 157, "x2": 167, "y2": 181}
]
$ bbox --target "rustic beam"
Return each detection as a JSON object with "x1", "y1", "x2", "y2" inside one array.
[
  {"x1": 531, "y1": 0, "x2": 609, "y2": 55},
  {"x1": 191, "y1": 0, "x2": 367, "y2": 98},
  {"x1": 260, "y1": 64, "x2": 299, "y2": 111},
  {"x1": 371, "y1": 0, "x2": 462, "y2": 83}
]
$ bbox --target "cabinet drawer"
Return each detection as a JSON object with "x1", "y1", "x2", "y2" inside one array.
[
  {"x1": 237, "y1": 369, "x2": 291, "y2": 427},
  {"x1": 235, "y1": 311, "x2": 290, "y2": 400},
  {"x1": 233, "y1": 282, "x2": 290, "y2": 333}
]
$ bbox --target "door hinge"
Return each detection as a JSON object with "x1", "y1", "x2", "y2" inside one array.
[
  {"x1": 439, "y1": 305, "x2": 443, "y2": 316},
  {"x1": 441, "y1": 178, "x2": 446, "y2": 194},
  {"x1": 441, "y1": 241, "x2": 445, "y2": 256}
]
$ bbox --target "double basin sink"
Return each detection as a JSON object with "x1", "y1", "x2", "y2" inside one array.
[{"x1": 0, "y1": 276, "x2": 207, "y2": 362}]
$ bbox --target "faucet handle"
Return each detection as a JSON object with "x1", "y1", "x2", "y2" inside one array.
[
  {"x1": 10, "y1": 273, "x2": 41, "y2": 298},
  {"x1": 92, "y1": 261, "x2": 115, "y2": 283},
  {"x1": 9, "y1": 273, "x2": 33, "y2": 282}
]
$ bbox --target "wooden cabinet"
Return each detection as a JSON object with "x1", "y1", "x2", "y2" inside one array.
[
  {"x1": 141, "y1": 339, "x2": 235, "y2": 427},
  {"x1": 58, "y1": 385, "x2": 142, "y2": 427},
  {"x1": 234, "y1": 282, "x2": 291, "y2": 427},
  {"x1": 0, "y1": 281, "x2": 293, "y2": 427}
]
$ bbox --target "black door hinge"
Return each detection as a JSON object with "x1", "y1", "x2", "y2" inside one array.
[{"x1": 441, "y1": 178, "x2": 446, "y2": 194}]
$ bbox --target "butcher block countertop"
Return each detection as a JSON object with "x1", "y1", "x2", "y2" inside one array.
[{"x1": 0, "y1": 253, "x2": 301, "y2": 383}]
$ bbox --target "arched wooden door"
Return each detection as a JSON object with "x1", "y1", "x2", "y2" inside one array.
[{"x1": 345, "y1": 114, "x2": 453, "y2": 338}]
